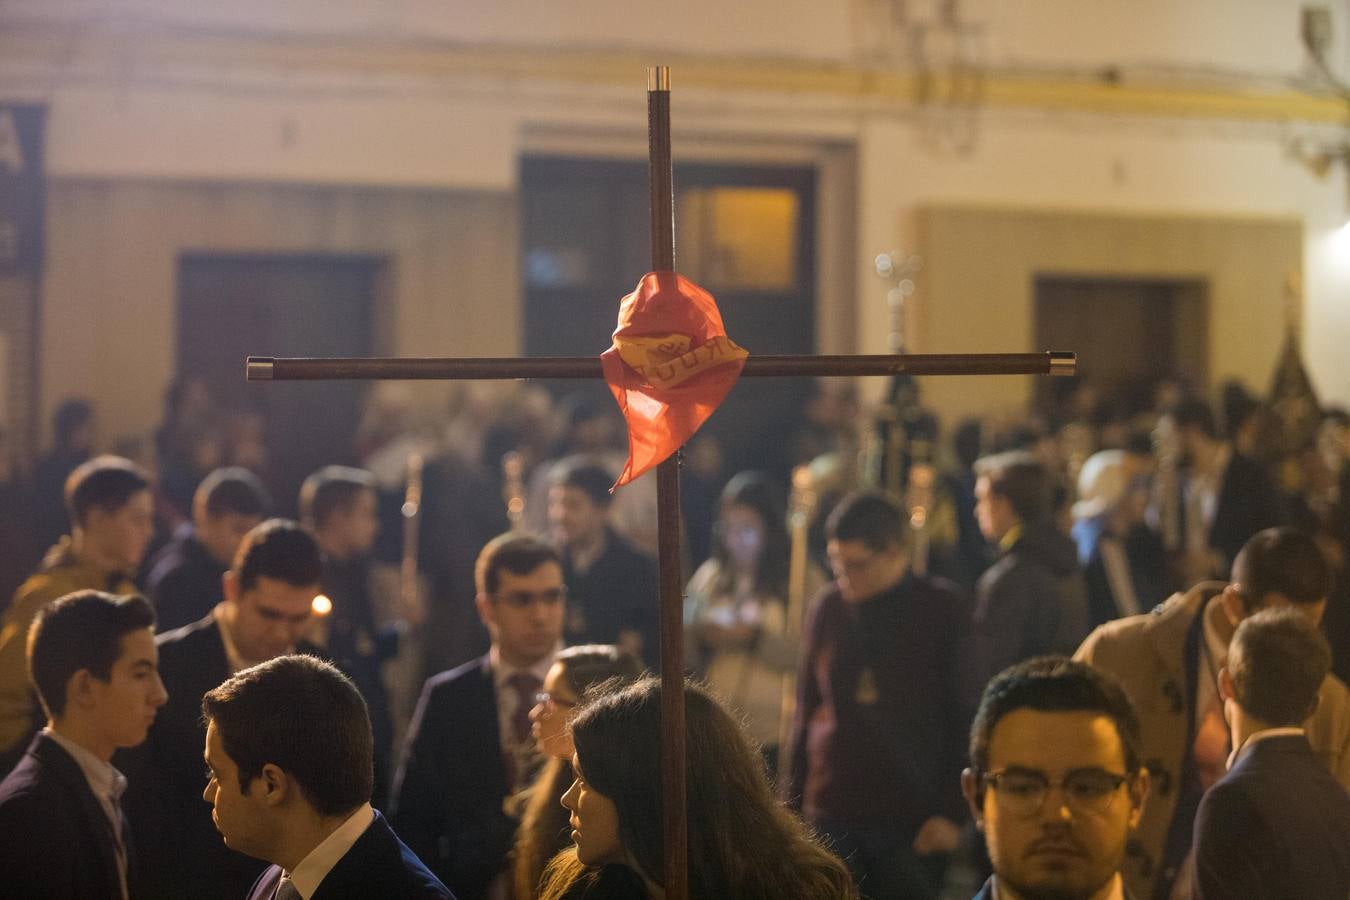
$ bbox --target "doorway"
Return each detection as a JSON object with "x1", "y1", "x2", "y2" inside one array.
[
  {"x1": 176, "y1": 254, "x2": 382, "y2": 515},
  {"x1": 520, "y1": 156, "x2": 817, "y2": 480},
  {"x1": 1034, "y1": 275, "x2": 1207, "y2": 410}
]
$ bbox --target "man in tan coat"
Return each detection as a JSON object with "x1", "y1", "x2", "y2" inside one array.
[
  {"x1": 0, "y1": 456, "x2": 153, "y2": 775},
  {"x1": 1077, "y1": 527, "x2": 1350, "y2": 899}
]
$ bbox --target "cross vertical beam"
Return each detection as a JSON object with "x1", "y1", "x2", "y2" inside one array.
[{"x1": 646, "y1": 64, "x2": 689, "y2": 900}]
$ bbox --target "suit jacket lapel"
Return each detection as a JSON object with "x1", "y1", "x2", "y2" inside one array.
[
  {"x1": 474, "y1": 655, "x2": 510, "y2": 794},
  {"x1": 33, "y1": 734, "x2": 124, "y2": 896}
]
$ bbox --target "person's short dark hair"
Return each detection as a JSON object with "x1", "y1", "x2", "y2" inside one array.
[
  {"x1": 1170, "y1": 397, "x2": 1218, "y2": 439},
  {"x1": 1123, "y1": 429, "x2": 1154, "y2": 457},
  {"x1": 202, "y1": 654, "x2": 372, "y2": 817},
  {"x1": 825, "y1": 491, "x2": 905, "y2": 553},
  {"x1": 969, "y1": 656, "x2": 1142, "y2": 776},
  {"x1": 1229, "y1": 608, "x2": 1330, "y2": 728},
  {"x1": 549, "y1": 456, "x2": 614, "y2": 509},
  {"x1": 1231, "y1": 527, "x2": 1331, "y2": 613},
  {"x1": 298, "y1": 465, "x2": 375, "y2": 530},
  {"x1": 52, "y1": 398, "x2": 94, "y2": 448},
  {"x1": 27, "y1": 590, "x2": 156, "y2": 720},
  {"x1": 64, "y1": 455, "x2": 151, "y2": 527},
  {"x1": 196, "y1": 467, "x2": 271, "y2": 520},
  {"x1": 974, "y1": 450, "x2": 1049, "y2": 524},
  {"x1": 1220, "y1": 381, "x2": 1260, "y2": 441},
  {"x1": 953, "y1": 419, "x2": 985, "y2": 470},
  {"x1": 233, "y1": 519, "x2": 322, "y2": 594},
  {"x1": 475, "y1": 532, "x2": 562, "y2": 595}
]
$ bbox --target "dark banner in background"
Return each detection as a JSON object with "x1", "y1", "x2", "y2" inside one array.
[{"x1": 0, "y1": 104, "x2": 47, "y2": 275}]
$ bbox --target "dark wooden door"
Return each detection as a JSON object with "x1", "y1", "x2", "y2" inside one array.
[
  {"x1": 1034, "y1": 276, "x2": 1208, "y2": 407},
  {"x1": 177, "y1": 254, "x2": 380, "y2": 515}
]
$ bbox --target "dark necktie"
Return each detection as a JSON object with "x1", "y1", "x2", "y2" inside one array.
[
  {"x1": 507, "y1": 671, "x2": 542, "y2": 744},
  {"x1": 274, "y1": 875, "x2": 302, "y2": 900}
]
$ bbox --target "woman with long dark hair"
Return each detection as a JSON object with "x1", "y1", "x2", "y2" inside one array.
[
  {"x1": 544, "y1": 677, "x2": 857, "y2": 900},
  {"x1": 684, "y1": 471, "x2": 821, "y2": 765},
  {"x1": 514, "y1": 645, "x2": 644, "y2": 899}
]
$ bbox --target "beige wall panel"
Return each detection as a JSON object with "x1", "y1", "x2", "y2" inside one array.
[
  {"x1": 38, "y1": 179, "x2": 517, "y2": 449},
  {"x1": 915, "y1": 206, "x2": 1300, "y2": 427}
]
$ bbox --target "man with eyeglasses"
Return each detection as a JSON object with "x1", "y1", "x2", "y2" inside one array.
[
  {"x1": 962, "y1": 656, "x2": 1150, "y2": 900},
  {"x1": 391, "y1": 533, "x2": 565, "y2": 900},
  {"x1": 785, "y1": 490, "x2": 972, "y2": 899}
]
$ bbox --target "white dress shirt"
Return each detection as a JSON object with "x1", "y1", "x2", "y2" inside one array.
[
  {"x1": 282, "y1": 802, "x2": 375, "y2": 900},
  {"x1": 994, "y1": 872, "x2": 1125, "y2": 900},
  {"x1": 44, "y1": 727, "x2": 129, "y2": 900}
]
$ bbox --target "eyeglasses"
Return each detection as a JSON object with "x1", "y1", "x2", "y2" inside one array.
[
  {"x1": 980, "y1": 767, "x2": 1131, "y2": 817},
  {"x1": 493, "y1": 588, "x2": 566, "y2": 609},
  {"x1": 534, "y1": 691, "x2": 576, "y2": 710},
  {"x1": 827, "y1": 550, "x2": 880, "y2": 577}
]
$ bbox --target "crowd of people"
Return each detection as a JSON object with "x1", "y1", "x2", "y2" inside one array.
[{"x1": 0, "y1": 370, "x2": 1348, "y2": 899}]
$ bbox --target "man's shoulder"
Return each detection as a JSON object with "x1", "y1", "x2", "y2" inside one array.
[
  {"x1": 326, "y1": 813, "x2": 454, "y2": 898},
  {"x1": 156, "y1": 613, "x2": 221, "y2": 649},
  {"x1": 155, "y1": 616, "x2": 228, "y2": 690},
  {"x1": 0, "y1": 737, "x2": 82, "y2": 816},
  {"x1": 422, "y1": 656, "x2": 492, "y2": 702},
  {"x1": 602, "y1": 529, "x2": 656, "y2": 570}
]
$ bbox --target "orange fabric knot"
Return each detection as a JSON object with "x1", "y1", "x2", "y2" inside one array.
[{"x1": 600, "y1": 271, "x2": 748, "y2": 488}]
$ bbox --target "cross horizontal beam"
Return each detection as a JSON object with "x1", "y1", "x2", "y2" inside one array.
[{"x1": 245, "y1": 351, "x2": 1076, "y2": 381}]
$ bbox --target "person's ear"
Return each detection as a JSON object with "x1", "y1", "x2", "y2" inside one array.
[
  {"x1": 67, "y1": 669, "x2": 98, "y2": 711},
  {"x1": 476, "y1": 592, "x2": 495, "y2": 630},
  {"x1": 257, "y1": 763, "x2": 290, "y2": 807},
  {"x1": 960, "y1": 768, "x2": 985, "y2": 831},
  {"x1": 1128, "y1": 768, "x2": 1150, "y2": 829},
  {"x1": 1307, "y1": 599, "x2": 1328, "y2": 629},
  {"x1": 222, "y1": 569, "x2": 239, "y2": 606},
  {"x1": 1218, "y1": 666, "x2": 1236, "y2": 703},
  {"x1": 1220, "y1": 585, "x2": 1246, "y2": 626}
]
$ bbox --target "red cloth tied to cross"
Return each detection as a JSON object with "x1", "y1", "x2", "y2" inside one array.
[{"x1": 601, "y1": 271, "x2": 748, "y2": 488}]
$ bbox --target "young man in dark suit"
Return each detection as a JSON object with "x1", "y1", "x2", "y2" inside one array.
[
  {"x1": 145, "y1": 466, "x2": 270, "y2": 632},
  {"x1": 548, "y1": 457, "x2": 658, "y2": 666},
  {"x1": 299, "y1": 465, "x2": 396, "y2": 808},
  {"x1": 122, "y1": 518, "x2": 324, "y2": 900},
  {"x1": 391, "y1": 533, "x2": 564, "y2": 899},
  {"x1": 203, "y1": 654, "x2": 451, "y2": 900},
  {"x1": 0, "y1": 590, "x2": 167, "y2": 899},
  {"x1": 1192, "y1": 608, "x2": 1350, "y2": 899}
]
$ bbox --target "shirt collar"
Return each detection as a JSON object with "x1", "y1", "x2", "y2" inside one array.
[
  {"x1": 285, "y1": 803, "x2": 375, "y2": 899},
  {"x1": 213, "y1": 603, "x2": 288, "y2": 674},
  {"x1": 489, "y1": 644, "x2": 559, "y2": 690},
  {"x1": 1226, "y1": 726, "x2": 1307, "y2": 772},
  {"x1": 998, "y1": 523, "x2": 1024, "y2": 554},
  {"x1": 993, "y1": 872, "x2": 1124, "y2": 900},
  {"x1": 43, "y1": 727, "x2": 126, "y2": 802}
]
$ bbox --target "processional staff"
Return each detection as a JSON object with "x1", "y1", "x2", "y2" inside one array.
[{"x1": 247, "y1": 66, "x2": 1075, "y2": 900}]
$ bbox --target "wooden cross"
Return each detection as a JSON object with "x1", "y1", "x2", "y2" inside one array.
[{"x1": 246, "y1": 66, "x2": 1075, "y2": 900}]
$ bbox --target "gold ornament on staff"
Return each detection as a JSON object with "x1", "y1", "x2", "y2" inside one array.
[
  {"x1": 501, "y1": 450, "x2": 526, "y2": 529},
  {"x1": 777, "y1": 463, "x2": 818, "y2": 774},
  {"x1": 400, "y1": 451, "x2": 425, "y2": 625}
]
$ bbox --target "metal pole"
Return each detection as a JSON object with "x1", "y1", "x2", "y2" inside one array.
[
  {"x1": 647, "y1": 64, "x2": 689, "y2": 900},
  {"x1": 245, "y1": 351, "x2": 1078, "y2": 382}
]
